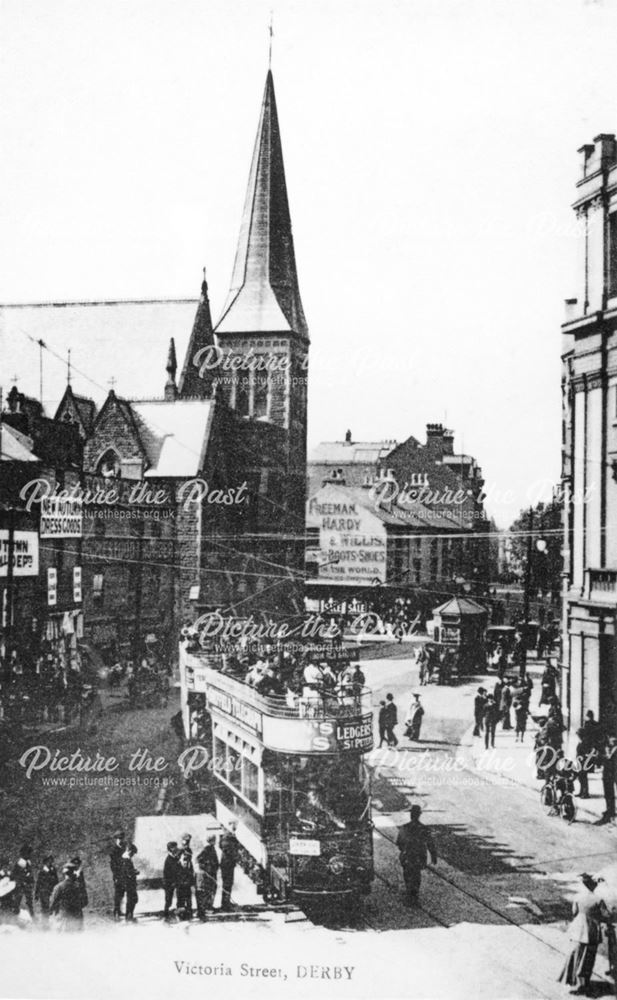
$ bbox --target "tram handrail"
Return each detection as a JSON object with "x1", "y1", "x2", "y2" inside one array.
[{"x1": 184, "y1": 657, "x2": 372, "y2": 720}]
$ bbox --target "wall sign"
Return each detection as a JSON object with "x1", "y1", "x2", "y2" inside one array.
[
  {"x1": 47, "y1": 568, "x2": 57, "y2": 607},
  {"x1": 40, "y1": 497, "x2": 83, "y2": 538},
  {"x1": 0, "y1": 530, "x2": 39, "y2": 577}
]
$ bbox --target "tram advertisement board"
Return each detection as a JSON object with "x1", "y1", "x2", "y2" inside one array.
[
  {"x1": 335, "y1": 713, "x2": 373, "y2": 751},
  {"x1": 262, "y1": 712, "x2": 373, "y2": 754},
  {"x1": 206, "y1": 684, "x2": 263, "y2": 735}
]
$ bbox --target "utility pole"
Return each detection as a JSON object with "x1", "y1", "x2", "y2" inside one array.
[
  {"x1": 5, "y1": 506, "x2": 16, "y2": 657},
  {"x1": 521, "y1": 506, "x2": 533, "y2": 679},
  {"x1": 132, "y1": 517, "x2": 144, "y2": 663}
]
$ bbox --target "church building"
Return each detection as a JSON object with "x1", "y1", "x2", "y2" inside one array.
[{"x1": 51, "y1": 70, "x2": 310, "y2": 658}]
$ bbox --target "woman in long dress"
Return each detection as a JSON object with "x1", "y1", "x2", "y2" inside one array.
[
  {"x1": 559, "y1": 873, "x2": 607, "y2": 995},
  {"x1": 405, "y1": 693, "x2": 424, "y2": 742}
]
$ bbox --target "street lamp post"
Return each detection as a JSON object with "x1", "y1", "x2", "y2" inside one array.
[{"x1": 521, "y1": 506, "x2": 547, "y2": 679}]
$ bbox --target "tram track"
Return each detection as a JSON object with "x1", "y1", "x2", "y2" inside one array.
[{"x1": 310, "y1": 826, "x2": 574, "y2": 999}]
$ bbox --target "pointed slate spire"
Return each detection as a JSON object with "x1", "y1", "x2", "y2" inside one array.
[
  {"x1": 164, "y1": 338, "x2": 178, "y2": 401},
  {"x1": 178, "y1": 270, "x2": 217, "y2": 399},
  {"x1": 216, "y1": 71, "x2": 308, "y2": 339}
]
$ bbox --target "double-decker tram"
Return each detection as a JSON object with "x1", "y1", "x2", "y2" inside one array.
[{"x1": 179, "y1": 643, "x2": 374, "y2": 906}]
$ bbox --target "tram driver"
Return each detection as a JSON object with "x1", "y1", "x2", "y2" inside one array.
[{"x1": 295, "y1": 784, "x2": 346, "y2": 832}]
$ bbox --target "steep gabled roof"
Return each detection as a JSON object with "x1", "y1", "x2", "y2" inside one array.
[
  {"x1": 54, "y1": 385, "x2": 97, "y2": 436},
  {"x1": 178, "y1": 277, "x2": 217, "y2": 399},
  {"x1": 216, "y1": 71, "x2": 308, "y2": 339}
]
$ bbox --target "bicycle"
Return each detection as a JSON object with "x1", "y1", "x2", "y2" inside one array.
[{"x1": 540, "y1": 771, "x2": 577, "y2": 823}]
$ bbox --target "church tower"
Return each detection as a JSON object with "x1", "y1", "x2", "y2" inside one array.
[{"x1": 215, "y1": 70, "x2": 309, "y2": 480}]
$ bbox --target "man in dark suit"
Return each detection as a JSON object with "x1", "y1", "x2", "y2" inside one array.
[
  {"x1": 219, "y1": 825, "x2": 239, "y2": 912},
  {"x1": 383, "y1": 693, "x2": 398, "y2": 747},
  {"x1": 483, "y1": 695, "x2": 499, "y2": 749},
  {"x1": 109, "y1": 831, "x2": 126, "y2": 920},
  {"x1": 195, "y1": 836, "x2": 219, "y2": 919},
  {"x1": 396, "y1": 805, "x2": 437, "y2": 904},
  {"x1": 163, "y1": 841, "x2": 180, "y2": 918},
  {"x1": 473, "y1": 687, "x2": 486, "y2": 737},
  {"x1": 35, "y1": 855, "x2": 58, "y2": 921}
]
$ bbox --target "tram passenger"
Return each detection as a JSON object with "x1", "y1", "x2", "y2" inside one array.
[{"x1": 301, "y1": 661, "x2": 324, "y2": 717}]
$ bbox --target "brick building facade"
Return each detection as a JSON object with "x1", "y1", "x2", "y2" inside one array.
[
  {"x1": 1, "y1": 387, "x2": 84, "y2": 671},
  {"x1": 308, "y1": 423, "x2": 490, "y2": 604}
]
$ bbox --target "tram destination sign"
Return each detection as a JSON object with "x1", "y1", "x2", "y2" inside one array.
[{"x1": 289, "y1": 838, "x2": 321, "y2": 856}]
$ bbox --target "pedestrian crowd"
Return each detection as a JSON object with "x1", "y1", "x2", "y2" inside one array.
[
  {"x1": 535, "y1": 707, "x2": 617, "y2": 825},
  {"x1": 416, "y1": 644, "x2": 456, "y2": 686},
  {"x1": 0, "y1": 845, "x2": 88, "y2": 931},
  {"x1": 157, "y1": 825, "x2": 239, "y2": 920},
  {"x1": 473, "y1": 674, "x2": 534, "y2": 748},
  {"x1": 0, "y1": 650, "x2": 98, "y2": 729}
]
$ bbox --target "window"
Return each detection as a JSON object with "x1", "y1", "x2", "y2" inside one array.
[
  {"x1": 242, "y1": 750, "x2": 259, "y2": 806},
  {"x1": 97, "y1": 448, "x2": 121, "y2": 479},
  {"x1": 212, "y1": 731, "x2": 260, "y2": 808},
  {"x1": 227, "y1": 746, "x2": 241, "y2": 790},
  {"x1": 235, "y1": 375, "x2": 250, "y2": 417},
  {"x1": 92, "y1": 573, "x2": 104, "y2": 600},
  {"x1": 253, "y1": 373, "x2": 269, "y2": 418},
  {"x1": 610, "y1": 213, "x2": 617, "y2": 300}
]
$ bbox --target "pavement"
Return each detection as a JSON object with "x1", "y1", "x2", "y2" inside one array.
[{"x1": 465, "y1": 671, "x2": 613, "y2": 826}]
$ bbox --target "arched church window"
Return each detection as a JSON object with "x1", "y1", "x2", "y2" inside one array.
[
  {"x1": 235, "y1": 375, "x2": 250, "y2": 417},
  {"x1": 254, "y1": 372, "x2": 269, "y2": 418},
  {"x1": 97, "y1": 448, "x2": 121, "y2": 479}
]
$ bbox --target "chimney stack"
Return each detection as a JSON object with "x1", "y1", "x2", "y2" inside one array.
[{"x1": 426, "y1": 423, "x2": 446, "y2": 459}]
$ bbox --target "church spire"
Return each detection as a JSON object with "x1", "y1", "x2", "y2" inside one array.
[
  {"x1": 178, "y1": 269, "x2": 217, "y2": 399},
  {"x1": 216, "y1": 71, "x2": 308, "y2": 339},
  {"x1": 164, "y1": 338, "x2": 178, "y2": 401}
]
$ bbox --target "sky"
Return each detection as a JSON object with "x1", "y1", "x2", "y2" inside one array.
[{"x1": 1, "y1": 0, "x2": 617, "y2": 525}]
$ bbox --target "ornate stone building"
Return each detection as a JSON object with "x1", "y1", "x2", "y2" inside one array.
[{"x1": 561, "y1": 133, "x2": 617, "y2": 737}]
